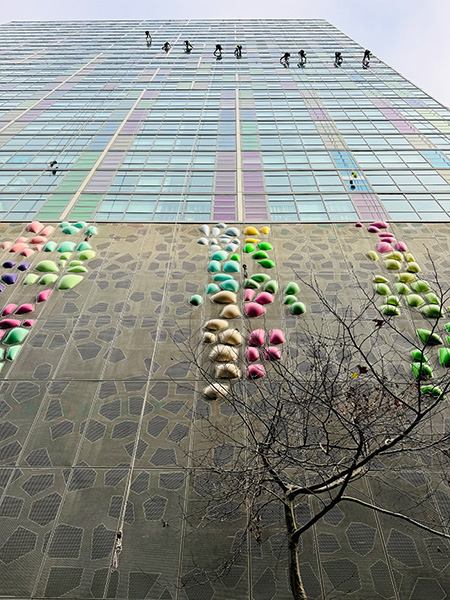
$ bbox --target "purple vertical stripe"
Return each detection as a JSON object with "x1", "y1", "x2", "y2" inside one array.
[
  {"x1": 380, "y1": 108, "x2": 401, "y2": 119},
  {"x1": 308, "y1": 108, "x2": 330, "y2": 121},
  {"x1": 98, "y1": 151, "x2": 126, "y2": 169},
  {"x1": 216, "y1": 152, "x2": 236, "y2": 170},
  {"x1": 242, "y1": 151, "x2": 262, "y2": 170},
  {"x1": 143, "y1": 90, "x2": 159, "y2": 98},
  {"x1": 243, "y1": 171, "x2": 265, "y2": 193},
  {"x1": 405, "y1": 98, "x2": 426, "y2": 108},
  {"x1": 213, "y1": 195, "x2": 236, "y2": 220},
  {"x1": 371, "y1": 99, "x2": 391, "y2": 108},
  {"x1": 121, "y1": 122, "x2": 142, "y2": 135},
  {"x1": 379, "y1": 109, "x2": 419, "y2": 134},
  {"x1": 129, "y1": 109, "x2": 149, "y2": 120},
  {"x1": 352, "y1": 194, "x2": 388, "y2": 220},
  {"x1": 84, "y1": 153, "x2": 126, "y2": 192},
  {"x1": 215, "y1": 173, "x2": 236, "y2": 194},
  {"x1": 18, "y1": 110, "x2": 44, "y2": 121},
  {"x1": 242, "y1": 151, "x2": 269, "y2": 220},
  {"x1": 394, "y1": 121, "x2": 419, "y2": 134},
  {"x1": 59, "y1": 82, "x2": 76, "y2": 90},
  {"x1": 34, "y1": 99, "x2": 55, "y2": 109},
  {"x1": 244, "y1": 195, "x2": 269, "y2": 220}
]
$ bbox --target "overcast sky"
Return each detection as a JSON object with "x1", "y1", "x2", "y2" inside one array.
[{"x1": 2, "y1": 0, "x2": 449, "y2": 109}]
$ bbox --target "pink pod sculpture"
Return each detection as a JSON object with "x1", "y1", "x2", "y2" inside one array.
[
  {"x1": 37, "y1": 289, "x2": 52, "y2": 303},
  {"x1": 269, "y1": 329, "x2": 285, "y2": 344},
  {"x1": 370, "y1": 221, "x2": 388, "y2": 229},
  {"x1": 23, "y1": 319, "x2": 35, "y2": 327},
  {"x1": 247, "y1": 364, "x2": 265, "y2": 379},
  {"x1": 16, "y1": 303, "x2": 34, "y2": 314},
  {"x1": 0, "y1": 318, "x2": 21, "y2": 328},
  {"x1": 40, "y1": 226, "x2": 55, "y2": 237},
  {"x1": 263, "y1": 346, "x2": 281, "y2": 361},
  {"x1": 30, "y1": 236, "x2": 46, "y2": 244},
  {"x1": 10, "y1": 243, "x2": 28, "y2": 252},
  {"x1": 2, "y1": 304, "x2": 17, "y2": 316},
  {"x1": 244, "y1": 302, "x2": 266, "y2": 318},
  {"x1": 248, "y1": 329, "x2": 266, "y2": 346},
  {"x1": 376, "y1": 241, "x2": 393, "y2": 254},
  {"x1": 0, "y1": 330, "x2": 5, "y2": 340},
  {"x1": 2, "y1": 241, "x2": 12, "y2": 249},
  {"x1": 378, "y1": 232, "x2": 395, "y2": 238},
  {"x1": 395, "y1": 241, "x2": 408, "y2": 252},
  {"x1": 254, "y1": 292, "x2": 274, "y2": 305},
  {"x1": 28, "y1": 221, "x2": 44, "y2": 233},
  {"x1": 355, "y1": 222, "x2": 363, "y2": 227},
  {"x1": 21, "y1": 248, "x2": 34, "y2": 257},
  {"x1": 17, "y1": 236, "x2": 28, "y2": 243},
  {"x1": 34, "y1": 245, "x2": 44, "y2": 251},
  {"x1": 367, "y1": 226, "x2": 379, "y2": 233},
  {"x1": 246, "y1": 347, "x2": 260, "y2": 362},
  {"x1": 244, "y1": 288, "x2": 256, "y2": 302}
]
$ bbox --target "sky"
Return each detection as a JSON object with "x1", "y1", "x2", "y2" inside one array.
[{"x1": 2, "y1": 0, "x2": 450, "y2": 109}]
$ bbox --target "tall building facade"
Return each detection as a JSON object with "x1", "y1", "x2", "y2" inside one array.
[
  {"x1": 0, "y1": 19, "x2": 449, "y2": 600},
  {"x1": 1, "y1": 19, "x2": 450, "y2": 223}
]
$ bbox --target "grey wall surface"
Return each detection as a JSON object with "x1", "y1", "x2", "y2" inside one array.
[{"x1": 0, "y1": 221, "x2": 449, "y2": 599}]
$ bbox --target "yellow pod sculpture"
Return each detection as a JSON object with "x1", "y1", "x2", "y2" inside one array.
[{"x1": 244, "y1": 226, "x2": 259, "y2": 235}]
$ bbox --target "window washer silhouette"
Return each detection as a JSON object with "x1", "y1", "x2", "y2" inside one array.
[
  {"x1": 362, "y1": 49, "x2": 371, "y2": 68},
  {"x1": 280, "y1": 52, "x2": 290, "y2": 67}
]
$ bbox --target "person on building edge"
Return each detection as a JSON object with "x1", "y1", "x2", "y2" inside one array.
[
  {"x1": 162, "y1": 42, "x2": 171, "y2": 52},
  {"x1": 334, "y1": 51, "x2": 343, "y2": 67},
  {"x1": 184, "y1": 40, "x2": 193, "y2": 53},
  {"x1": 145, "y1": 31, "x2": 151, "y2": 44},
  {"x1": 280, "y1": 52, "x2": 290, "y2": 66},
  {"x1": 298, "y1": 49, "x2": 307, "y2": 66},
  {"x1": 234, "y1": 44, "x2": 242, "y2": 58},
  {"x1": 214, "y1": 43, "x2": 223, "y2": 58},
  {"x1": 111, "y1": 531, "x2": 122, "y2": 571},
  {"x1": 362, "y1": 49, "x2": 371, "y2": 68}
]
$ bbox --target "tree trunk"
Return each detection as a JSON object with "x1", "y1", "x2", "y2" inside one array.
[{"x1": 284, "y1": 500, "x2": 308, "y2": 600}]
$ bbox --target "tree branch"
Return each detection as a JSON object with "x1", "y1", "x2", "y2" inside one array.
[{"x1": 341, "y1": 495, "x2": 450, "y2": 539}]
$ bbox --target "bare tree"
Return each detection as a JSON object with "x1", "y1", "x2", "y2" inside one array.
[{"x1": 179, "y1": 272, "x2": 450, "y2": 600}]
